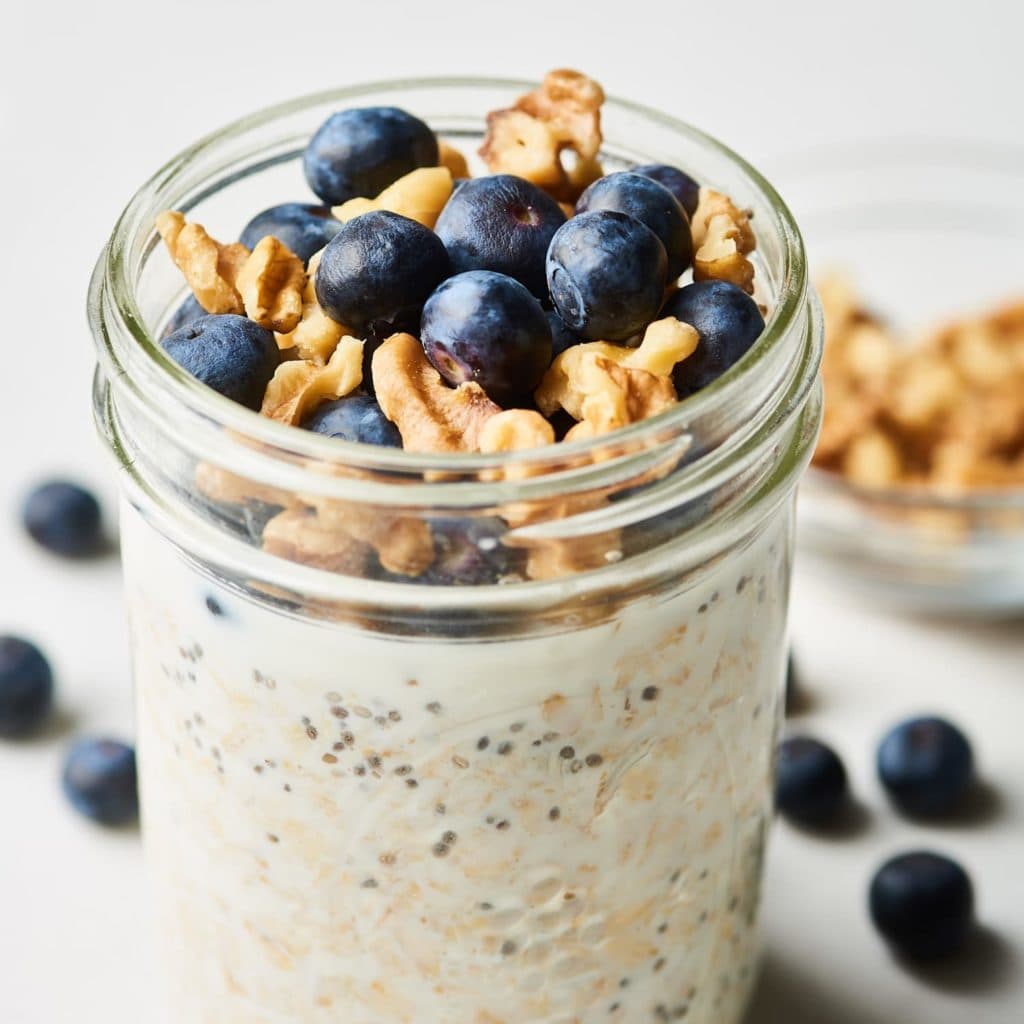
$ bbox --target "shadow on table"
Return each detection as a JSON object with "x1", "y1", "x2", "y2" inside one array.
[
  {"x1": 746, "y1": 926, "x2": 1018, "y2": 1023},
  {"x1": 744, "y1": 950, "x2": 890, "y2": 1024}
]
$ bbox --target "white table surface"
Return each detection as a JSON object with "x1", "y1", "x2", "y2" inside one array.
[{"x1": 2, "y1": 2, "x2": 1022, "y2": 1021}]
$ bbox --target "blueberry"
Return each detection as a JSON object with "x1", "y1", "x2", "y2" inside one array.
[
  {"x1": 547, "y1": 310, "x2": 583, "y2": 358},
  {"x1": 661, "y1": 280, "x2": 765, "y2": 396},
  {"x1": 869, "y1": 851, "x2": 974, "y2": 961},
  {"x1": 303, "y1": 394, "x2": 401, "y2": 447},
  {"x1": 62, "y1": 738, "x2": 138, "y2": 826},
  {"x1": 162, "y1": 313, "x2": 279, "y2": 410},
  {"x1": 22, "y1": 480, "x2": 103, "y2": 557},
  {"x1": 546, "y1": 210, "x2": 667, "y2": 342},
  {"x1": 877, "y1": 716, "x2": 974, "y2": 817},
  {"x1": 632, "y1": 163, "x2": 701, "y2": 218},
  {"x1": 434, "y1": 175, "x2": 566, "y2": 299},
  {"x1": 423, "y1": 517, "x2": 518, "y2": 585},
  {"x1": 775, "y1": 736, "x2": 848, "y2": 826},
  {"x1": 576, "y1": 171, "x2": 693, "y2": 279},
  {"x1": 315, "y1": 211, "x2": 450, "y2": 339},
  {"x1": 239, "y1": 202, "x2": 341, "y2": 262},
  {"x1": 303, "y1": 106, "x2": 438, "y2": 205},
  {"x1": 421, "y1": 271, "x2": 552, "y2": 404},
  {"x1": 0, "y1": 636, "x2": 54, "y2": 737},
  {"x1": 160, "y1": 293, "x2": 206, "y2": 340}
]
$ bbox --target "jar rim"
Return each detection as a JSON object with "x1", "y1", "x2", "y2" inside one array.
[{"x1": 89, "y1": 75, "x2": 811, "y2": 483}]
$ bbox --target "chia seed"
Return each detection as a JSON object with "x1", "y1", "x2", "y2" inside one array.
[
  {"x1": 388, "y1": 710, "x2": 401, "y2": 722},
  {"x1": 500, "y1": 940, "x2": 517, "y2": 956},
  {"x1": 509, "y1": 722, "x2": 525, "y2": 733},
  {"x1": 653, "y1": 956, "x2": 666, "y2": 972},
  {"x1": 367, "y1": 755, "x2": 383, "y2": 770},
  {"x1": 283, "y1": 784, "x2": 291, "y2": 792},
  {"x1": 433, "y1": 842, "x2": 450, "y2": 857},
  {"x1": 496, "y1": 741, "x2": 514, "y2": 755},
  {"x1": 479, "y1": 902, "x2": 493, "y2": 911},
  {"x1": 477, "y1": 737, "x2": 490, "y2": 750},
  {"x1": 205, "y1": 595, "x2": 224, "y2": 616},
  {"x1": 452, "y1": 755, "x2": 469, "y2": 769},
  {"x1": 642, "y1": 686, "x2": 659, "y2": 701},
  {"x1": 496, "y1": 820, "x2": 510, "y2": 831},
  {"x1": 543, "y1": 732, "x2": 559, "y2": 742},
  {"x1": 435, "y1": 803, "x2": 446, "y2": 815},
  {"x1": 322, "y1": 753, "x2": 337, "y2": 764},
  {"x1": 332, "y1": 742, "x2": 345, "y2": 751},
  {"x1": 331, "y1": 706, "x2": 348, "y2": 719},
  {"x1": 354, "y1": 764, "x2": 366, "y2": 776},
  {"x1": 352, "y1": 706, "x2": 372, "y2": 718},
  {"x1": 405, "y1": 779, "x2": 418, "y2": 788},
  {"x1": 585, "y1": 753, "x2": 603, "y2": 767},
  {"x1": 306, "y1": 725, "x2": 318, "y2": 740},
  {"x1": 267, "y1": 833, "x2": 279, "y2": 843},
  {"x1": 425, "y1": 701, "x2": 442, "y2": 714},
  {"x1": 341, "y1": 731, "x2": 355, "y2": 745},
  {"x1": 559, "y1": 746, "x2": 575, "y2": 760},
  {"x1": 361, "y1": 878, "x2": 378, "y2": 889},
  {"x1": 441, "y1": 830, "x2": 457, "y2": 844},
  {"x1": 394, "y1": 765, "x2": 413, "y2": 776},
  {"x1": 549, "y1": 807, "x2": 561, "y2": 820},
  {"x1": 570, "y1": 759, "x2": 583, "y2": 773}
]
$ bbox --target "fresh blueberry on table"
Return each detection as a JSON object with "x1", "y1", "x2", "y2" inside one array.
[
  {"x1": 877, "y1": 716, "x2": 974, "y2": 817},
  {"x1": 303, "y1": 106, "x2": 439, "y2": 205},
  {"x1": 661, "y1": 280, "x2": 765, "y2": 396},
  {"x1": 434, "y1": 174, "x2": 567, "y2": 299},
  {"x1": 421, "y1": 270, "x2": 552, "y2": 404},
  {"x1": 776, "y1": 736, "x2": 848, "y2": 826},
  {"x1": 160, "y1": 293, "x2": 206, "y2": 340},
  {"x1": 303, "y1": 394, "x2": 402, "y2": 447},
  {"x1": 161, "y1": 313, "x2": 280, "y2": 411},
  {"x1": 576, "y1": 171, "x2": 693, "y2": 279},
  {"x1": 547, "y1": 310, "x2": 583, "y2": 359},
  {"x1": 0, "y1": 636, "x2": 54, "y2": 738},
  {"x1": 62, "y1": 738, "x2": 139, "y2": 826},
  {"x1": 315, "y1": 210, "x2": 451, "y2": 339},
  {"x1": 869, "y1": 851, "x2": 974, "y2": 961},
  {"x1": 239, "y1": 202, "x2": 341, "y2": 262},
  {"x1": 632, "y1": 163, "x2": 701, "y2": 217},
  {"x1": 21, "y1": 480, "x2": 103, "y2": 558},
  {"x1": 546, "y1": 210, "x2": 667, "y2": 342}
]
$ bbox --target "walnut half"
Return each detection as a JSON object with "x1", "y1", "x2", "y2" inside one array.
[
  {"x1": 690, "y1": 188, "x2": 757, "y2": 294},
  {"x1": 372, "y1": 333, "x2": 501, "y2": 453}
]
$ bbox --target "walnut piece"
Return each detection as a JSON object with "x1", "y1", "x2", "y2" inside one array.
[
  {"x1": 537, "y1": 349, "x2": 677, "y2": 436},
  {"x1": 479, "y1": 409, "x2": 556, "y2": 453},
  {"x1": 480, "y1": 69, "x2": 605, "y2": 200},
  {"x1": 274, "y1": 250, "x2": 345, "y2": 363},
  {"x1": 235, "y1": 236, "x2": 306, "y2": 333},
  {"x1": 309, "y1": 499, "x2": 434, "y2": 577},
  {"x1": 260, "y1": 336, "x2": 364, "y2": 425},
  {"x1": 690, "y1": 189, "x2": 757, "y2": 294},
  {"x1": 262, "y1": 507, "x2": 369, "y2": 574},
  {"x1": 438, "y1": 140, "x2": 469, "y2": 179},
  {"x1": 333, "y1": 167, "x2": 453, "y2": 229},
  {"x1": 536, "y1": 318, "x2": 692, "y2": 433},
  {"x1": 372, "y1": 333, "x2": 501, "y2": 453},
  {"x1": 156, "y1": 211, "x2": 248, "y2": 314}
]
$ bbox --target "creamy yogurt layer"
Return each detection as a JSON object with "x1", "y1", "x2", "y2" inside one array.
[{"x1": 123, "y1": 502, "x2": 791, "y2": 1024}]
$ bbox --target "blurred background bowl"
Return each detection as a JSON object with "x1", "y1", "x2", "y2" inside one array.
[{"x1": 770, "y1": 141, "x2": 1024, "y2": 615}]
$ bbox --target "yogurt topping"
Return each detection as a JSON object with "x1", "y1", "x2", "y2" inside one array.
[{"x1": 123, "y1": 501, "x2": 791, "y2": 1023}]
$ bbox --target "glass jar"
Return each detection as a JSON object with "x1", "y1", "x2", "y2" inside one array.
[{"x1": 88, "y1": 79, "x2": 822, "y2": 1024}]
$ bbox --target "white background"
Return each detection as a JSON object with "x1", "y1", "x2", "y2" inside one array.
[{"x1": 2, "y1": 1, "x2": 1023, "y2": 1021}]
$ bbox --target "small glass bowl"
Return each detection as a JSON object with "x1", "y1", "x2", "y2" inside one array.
[{"x1": 769, "y1": 141, "x2": 1024, "y2": 615}]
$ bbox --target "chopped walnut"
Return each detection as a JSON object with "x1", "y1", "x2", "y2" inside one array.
[
  {"x1": 438, "y1": 140, "x2": 469, "y2": 179},
  {"x1": 814, "y1": 274, "x2": 1024, "y2": 495},
  {"x1": 536, "y1": 320, "x2": 689, "y2": 434},
  {"x1": 260, "y1": 336, "x2": 364, "y2": 425},
  {"x1": 156, "y1": 211, "x2": 248, "y2": 314},
  {"x1": 308, "y1": 499, "x2": 434, "y2": 577},
  {"x1": 275, "y1": 250, "x2": 346, "y2": 363},
  {"x1": 537, "y1": 350, "x2": 676, "y2": 436},
  {"x1": 333, "y1": 167, "x2": 453, "y2": 229},
  {"x1": 372, "y1": 333, "x2": 501, "y2": 453},
  {"x1": 235, "y1": 236, "x2": 306, "y2": 333},
  {"x1": 480, "y1": 69, "x2": 604, "y2": 201},
  {"x1": 479, "y1": 409, "x2": 556, "y2": 453},
  {"x1": 689, "y1": 189, "x2": 757, "y2": 294},
  {"x1": 262, "y1": 507, "x2": 369, "y2": 574}
]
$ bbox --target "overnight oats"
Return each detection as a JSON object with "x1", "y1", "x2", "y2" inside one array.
[{"x1": 89, "y1": 73, "x2": 823, "y2": 1023}]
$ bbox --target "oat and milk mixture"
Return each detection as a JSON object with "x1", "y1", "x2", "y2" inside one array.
[
  {"x1": 123, "y1": 68, "x2": 797, "y2": 1022},
  {"x1": 126, "y1": 505, "x2": 790, "y2": 1024}
]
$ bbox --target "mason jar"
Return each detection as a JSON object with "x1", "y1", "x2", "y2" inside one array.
[{"x1": 88, "y1": 78, "x2": 823, "y2": 1024}]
